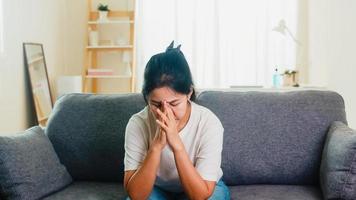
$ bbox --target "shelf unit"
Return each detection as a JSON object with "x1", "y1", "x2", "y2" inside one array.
[
  {"x1": 83, "y1": 0, "x2": 136, "y2": 93},
  {"x1": 88, "y1": 20, "x2": 134, "y2": 24},
  {"x1": 86, "y1": 45, "x2": 133, "y2": 49},
  {"x1": 85, "y1": 75, "x2": 132, "y2": 79}
]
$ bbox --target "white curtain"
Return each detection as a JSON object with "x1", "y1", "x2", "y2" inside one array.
[
  {"x1": 0, "y1": 0, "x2": 4, "y2": 54},
  {"x1": 135, "y1": 0, "x2": 300, "y2": 91}
]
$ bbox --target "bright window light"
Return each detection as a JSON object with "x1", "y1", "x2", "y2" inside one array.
[{"x1": 0, "y1": 0, "x2": 4, "y2": 53}]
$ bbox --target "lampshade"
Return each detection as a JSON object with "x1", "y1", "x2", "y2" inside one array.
[
  {"x1": 272, "y1": 19, "x2": 287, "y2": 35},
  {"x1": 272, "y1": 19, "x2": 301, "y2": 46}
]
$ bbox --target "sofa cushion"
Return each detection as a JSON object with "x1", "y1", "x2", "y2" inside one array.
[
  {"x1": 42, "y1": 182, "x2": 126, "y2": 200},
  {"x1": 196, "y1": 90, "x2": 347, "y2": 185},
  {"x1": 46, "y1": 93, "x2": 146, "y2": 182},
  {"x1": 320, "y1": 121, "x2": 356, "y2": 199},
  {"x1": 0, "y1": 126, "x2": 72, "y2": 200},
  {"x1": 229, "y1": 185, "x2": 322, "y2": 200}
]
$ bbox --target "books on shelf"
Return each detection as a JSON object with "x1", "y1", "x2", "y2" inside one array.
[{"x1": 87, "y1": 68, "x2": 114, "y2": 76}]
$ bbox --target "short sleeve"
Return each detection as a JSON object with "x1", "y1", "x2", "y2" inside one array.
[
  {"x1": 195, "y1": 112, "x2": 224, "y2": 182},
  {"x1": 124, "y1": 117, "x2": 148, "y2": 171}
]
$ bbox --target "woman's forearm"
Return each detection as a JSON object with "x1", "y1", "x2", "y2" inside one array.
[
  {"x1": 173, "y1": 148, "x2": 211, "y2": 200},
  {"x1": 126, "y1": 146, "x2": 162, "y2": 200}
]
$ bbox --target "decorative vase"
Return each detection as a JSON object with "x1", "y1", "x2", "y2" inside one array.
[{"x1": 89, "y1": 31, "x2": 99, "y2": 46}]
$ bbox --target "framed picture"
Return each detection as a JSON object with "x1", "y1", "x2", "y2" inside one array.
[{"x1": 23, "y1": 43, "x2": 53, "y2": 126}]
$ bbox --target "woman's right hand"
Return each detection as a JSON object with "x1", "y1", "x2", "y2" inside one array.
[
  {"x1": 151, "y1": 128, "x2": 167, "y2": 151},
  {"x1": 151, "y1": 104, "x2": 167, "y2": 151}
]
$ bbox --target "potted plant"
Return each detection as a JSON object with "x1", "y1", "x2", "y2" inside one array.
[
  {"x1": 282, "y1": 70, "x2": 299, "y2": 87},
  {"x1": 97, "y1": 3, "x2": 110, "y2": 21}
]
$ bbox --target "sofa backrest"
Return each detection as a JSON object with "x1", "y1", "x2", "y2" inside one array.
[
  {"x1": 195, "y1": 90, "x2": 346, "y2": 186},
  {"x1": 46, "y1": 90, "x2": 346, "y2": 185},
  {"x1": 46, "y1": 93, "x2": 146, "y2": 182}
]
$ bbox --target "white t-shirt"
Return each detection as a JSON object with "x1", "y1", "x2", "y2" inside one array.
[{"x1": 124, "y1": 101, "x2": 224, "y2": 193}]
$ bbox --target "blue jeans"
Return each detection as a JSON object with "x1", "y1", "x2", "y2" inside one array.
[{"x1": 125, "y1": 179, "x2": 230, "y2": 200}]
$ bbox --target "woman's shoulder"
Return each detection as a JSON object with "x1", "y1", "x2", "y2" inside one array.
[
  {"x1": 129, "y1": 106, "x2": 150, "y2": 124},
  {"x1": 191, "y1": 102, "x2": 224, "y2": 139},
  {"x1": 192, "y1": 102, "x2": 222, "y2": 125}
]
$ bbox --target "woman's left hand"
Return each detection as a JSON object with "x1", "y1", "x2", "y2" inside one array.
[{"x1": 155, "y1": 101, "x2": 185, "y2": 152}]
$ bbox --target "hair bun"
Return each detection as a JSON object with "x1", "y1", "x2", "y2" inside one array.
[
  {"x1": 166, "y1": 41, "x2": 174, "y2": 51},
  {"x1": 166, "y1": 40, "x2": 182, "y2": 52}
]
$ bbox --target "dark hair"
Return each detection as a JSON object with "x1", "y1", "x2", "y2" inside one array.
[{"x1": 142, "y1": 41, "x2": 196, "y2": 104}]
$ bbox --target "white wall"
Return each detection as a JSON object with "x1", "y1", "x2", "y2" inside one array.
[
  {"x1": 1, "y1": 0, "x2": 355, "y2": 133},
  {"x1": 0, "y1": 0, "x2": 133, "y2": 134},
  {"x1": 63, "y1": 0, "x2": 87, "y2": 76},
  {"x1": 0, "y1": 0, "x2": 67, "y2": 134},
  {"x1": 308, "y1": 0, "x2": 356, "y2": 128}
]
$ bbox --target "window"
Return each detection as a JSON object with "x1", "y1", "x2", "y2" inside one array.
[
  {"x1": 135, "y1": 0, "x2": 302, "y2": 89},
  {"x1": 0, "y1": 0, "x2": 4, "y2": 53}
]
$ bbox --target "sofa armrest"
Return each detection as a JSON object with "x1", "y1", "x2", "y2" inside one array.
[{"x1": 320, "y1": 121, "x2": 356, "y2": 200}]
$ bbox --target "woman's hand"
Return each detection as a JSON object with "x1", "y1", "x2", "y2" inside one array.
[
  {"x1": 155, "y1": 101, "x2": 185, "y2": 152},
  {"x1": 151, "y1": 128, "x2": 167, "y2": 151},
  {"x1": 151, "y1": 106, "x2": 167, "y2": 151}
]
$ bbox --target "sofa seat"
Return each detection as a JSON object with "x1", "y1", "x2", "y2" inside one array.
[
  {"x1": 44, "y1": 182, "x2": 322, "y2": 200},
  {"x1": 229, "y1": 185, "x2": 322, "y2": 200},
  {"x1": 43, "y1": 182, "x2": 126, "y2": 200},
  {"x1": 43, "y1": 182, "x2": 322, "y2": 200}
]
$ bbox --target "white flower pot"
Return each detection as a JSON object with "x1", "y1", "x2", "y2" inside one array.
[{"x1": 98, "y1": 11, "x2": 108, "y2": 21}]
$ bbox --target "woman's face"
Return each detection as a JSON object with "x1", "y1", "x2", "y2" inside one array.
[{"x1": 148, "y1": 86, "x2": 191, "y2": 122}]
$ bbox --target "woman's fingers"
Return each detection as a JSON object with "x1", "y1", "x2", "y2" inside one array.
[
  {"x1": 167, "y1": 106, "x2": 175, "y2": 121},
  {"x1": 160, "y1": 130, "x2": 166, "y2": 141},
  {"x1": 163, "y1": 101, "x2": 175, "y2": 121},
  {"x1": 161, "y1": 101, "x2": 169, "y2": 122},
  {"x1": 162, "y1": 101, "x2": 167, "y2": 115},
  {"x1": 156, "y1": 108, "x2": 169, "y2": 123},
  {"x1": 157, "y1": 129, "x2": 162, "y2": 140},
  {"x1": 156, "y1": 119, "x2": 169, "y2": 131}
]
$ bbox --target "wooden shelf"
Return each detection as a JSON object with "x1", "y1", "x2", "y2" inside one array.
[
  {"x1": 86, "y1": 75, "x2": 132, "y2": 79},
  {"x1": 88, "y1": 20, "x2": 134, "y2": 24},
  {"x1": 89, "y1": 11, "x2": 135, "y2": 20},
  {"x1": 83, "y1": 0, "x2": 136, "y2": 93},
  {"x1": 86, "y1": 45, "x2": 133, "y2": 50}
]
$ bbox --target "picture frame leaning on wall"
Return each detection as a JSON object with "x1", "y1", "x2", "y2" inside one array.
[{"x1": 23, "y1": 43, "x2": 53, "y2": 127}]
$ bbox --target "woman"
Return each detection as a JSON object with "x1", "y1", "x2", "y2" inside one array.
[{"x1": 124, "y1": 41, "x2": 230, "y2": 200}]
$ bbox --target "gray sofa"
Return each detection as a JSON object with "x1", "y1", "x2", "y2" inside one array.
[{"x1": 37, "y1": 90, "x2": 353, "y2": 199}]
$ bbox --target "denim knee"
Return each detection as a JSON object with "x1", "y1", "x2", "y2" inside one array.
[{"x1": 208, "y1": 179, "x2": 230, "y2": 200}]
